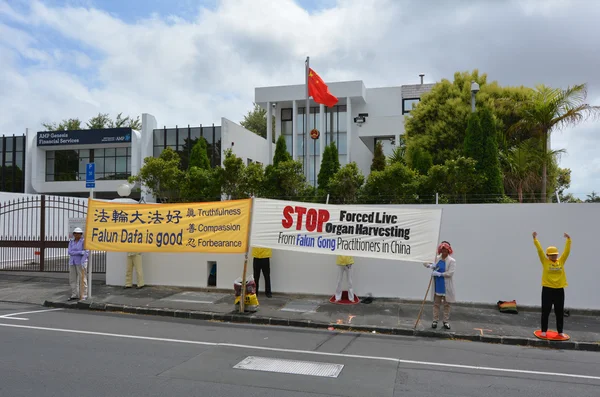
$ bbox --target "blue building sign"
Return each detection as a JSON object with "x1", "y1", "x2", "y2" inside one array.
[
  {"x1": 37, "y1": 128, "x2": 132, "y2": 147},
  {"x1": 86, "y1": 163, "x2": 95, "y2": 189}
]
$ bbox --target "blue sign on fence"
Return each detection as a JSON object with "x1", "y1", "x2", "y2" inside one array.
[{"x1": 86, "y1": 163, "x2": 95, "y2": 189}]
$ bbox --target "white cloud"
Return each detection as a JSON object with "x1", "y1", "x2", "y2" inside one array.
[{"x1": 0, "y1": 0, "x2": 599, "y2": 194}]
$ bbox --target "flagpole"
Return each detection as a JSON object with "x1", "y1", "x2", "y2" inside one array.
[{"x1": 305, "y1": 56, "x2": 310, "y2": 183}]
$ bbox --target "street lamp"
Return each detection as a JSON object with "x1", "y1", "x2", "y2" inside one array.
[
  {"x1": 471, "y1": 81, "x2": 480, "y2": 113},
  {"x1": 117, "y1": 183, "x2": 132, "y2": 197}
]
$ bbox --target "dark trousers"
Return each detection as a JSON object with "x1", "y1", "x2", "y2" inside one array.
[
  {"x1": 253, "y1": 258, "x2": 271, "y2": 295},
  {"x1": 541, "y1": 286, "x2": 565, "y2": 333}
]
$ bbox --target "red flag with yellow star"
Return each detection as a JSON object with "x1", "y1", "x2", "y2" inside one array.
[{"x1": 308, "y1": 68, "x2": 338, "y2": 108}]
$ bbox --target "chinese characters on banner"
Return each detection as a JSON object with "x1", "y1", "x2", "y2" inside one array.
[
  {"x1": 250, "y1": 198, "x2": 442, "y2": 263},
  {"x1": 84, "y1": 199, "x2": 252, "y2": 253}
]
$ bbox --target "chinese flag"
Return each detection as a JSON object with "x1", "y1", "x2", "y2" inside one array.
[{"x1": 308, "y1": 68, "x2": 338, "y2": 108}]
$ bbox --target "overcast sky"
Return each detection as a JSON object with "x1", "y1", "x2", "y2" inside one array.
[{"x1": 1, "y1": 0, "x2": 598, "y2": 197}]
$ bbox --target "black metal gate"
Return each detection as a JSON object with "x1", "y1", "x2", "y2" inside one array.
[{"x1": 0, "y1": 194, "x2": 106, "y2": 273}]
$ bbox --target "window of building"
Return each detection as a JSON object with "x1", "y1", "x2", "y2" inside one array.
[
  {"x1": 281, "y1": 108, "x2": 293, "y2": 156},
  {"x1": 402, "y1": 98, "x2": 420, "y2": 114},
  {"x1": 1, "y1": 135, "x2": 26, "y2": 192},
  {"x1": 45, "y1": 147, "x2": 131, "y2": 182},
  {"x1": 153, "y1": 125, "x2": 222, "y2": 169}
]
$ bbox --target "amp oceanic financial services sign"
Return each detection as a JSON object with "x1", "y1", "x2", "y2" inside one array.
[
  {"x1": 37, "y1": 128, "x2": 132, "y2": 146},
  {"x1": 250, "y1": 198, "x2": 442, "y2": 263},
  {"x1": 84, "y1": 198, "x2": 252, "y2": 253}
]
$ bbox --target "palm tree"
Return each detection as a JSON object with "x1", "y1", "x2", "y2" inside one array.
[
  {"x1": 586, "y1": 192, "x2": 600, "y2": 203},
  {"x1": 508, "y1": 84, "x2": 600, "y2": 202},
  {"x1": 503, "y1": 141, "x2": 538, "y2": 203}
]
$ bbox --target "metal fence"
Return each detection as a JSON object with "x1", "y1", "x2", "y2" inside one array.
[{"x1": 0, "y1": 194, "x2": 106, "y2": 273}]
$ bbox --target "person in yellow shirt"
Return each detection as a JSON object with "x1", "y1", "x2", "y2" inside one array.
[
  {"x1": 335, "y1": 255, "x2": 355, "y2": 302},
  {"x1": 532, "y1": 231, "x2": 571, "y2": 337},
  {"x1": 252, "y1": 247, "x2": 272, "y2": 298}
]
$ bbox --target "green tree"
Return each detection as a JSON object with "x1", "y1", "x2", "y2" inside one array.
[
  {"x1": 180, "y1": 166, "x2": 222, "y2": 202},
  {"x1": 463, "y1": 112, "x2": 483, "y2": 163},
  {"x1": 221, "y1": 149, "x2": 246, "y2": 199},
  {"x1": 241, "y1": 103, "x2": 276, "y2": 142},
  {"x1": 328, "y1": 162, "x2": 364, "y2": 204},
  {"x1": 479, "y1": 108, "x2": 504, "y2": 201},
  {"x1": 87, "y1": 113, "x2": 112, "y2": 129},
  {"x1": 111, "y1": 113, "x2": 141, "y2": 129},
  {"x1": 503, "y1": 140, "x2": 539, "y2": 203},
  {"x1": 407, "y1": 145, "x2": 433, "y2": 175},
  {"x1": 371, "y1": 141, "x2": 386, "y2": 172},
  {"x1": 508, "y1": 84, "x2": 600, "y2": 202},
  {"x1": 44, "y1": 113, "x2": 141, "y2": 131},
  {"x1": 263, "y1": 160, "x2": 312, "y2": 201},
  {"x1": 405, "y1": 70, "x2": 533, "y2": 163},
  {"x1": 273, "y1": 134, "x2": 292, "y2": 166},
  {"x1": 421, "y1": 157, "x2": 482, "y2": 203},
  {"x1": 189, "y1": 138, "x2": 211, "y2": 170},
  {"x1": 317, "y1": 142, "x2": 341, "y2": 191},
  {"x1": 42, "y1": 118, "x2": 82, "y2": 131},
  {"x1": 388, "y1": 136, "x2": 406, "y2": 165},
  {"x1": 360, "y1": 162, "x2": 422, "y2": 204},
  {"x1": 242, "y1": 162, "x2": 266, "y2": 198},
  {"x1": 129, "y1": 148, "x2": 183, "y2": 202},
  {"x1": 555, "y1": 167, "x2": 572, "y2": 203},
  {"x1": 586, "y1": 192, "x2": 600, "y2": 203}
]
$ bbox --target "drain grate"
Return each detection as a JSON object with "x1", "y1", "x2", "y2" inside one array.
[{"x1": 233, "y1": 356, "x2": 344, "y2": 378}]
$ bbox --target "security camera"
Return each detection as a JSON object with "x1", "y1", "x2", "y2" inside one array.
[
  {"x1": 471, "y1": 81, "x2": 480, "y2": 94},
  {"x1": 272, "y1": 103, "x2": 277, "y2": 108},
  {"x1": 354, "y1": 116, "x2": 365, "y2": 127}
]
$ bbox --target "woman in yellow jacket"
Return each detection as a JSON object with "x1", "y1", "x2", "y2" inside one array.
[
  {"x1": 335, "y1": 256, "x2": 355, "y2": 302},
  {"x1": 532, "y1": 231, "x2": 571, "y2": 337}
]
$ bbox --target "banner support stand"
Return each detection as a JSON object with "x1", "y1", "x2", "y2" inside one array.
[
  {"x1": 239, "y1": 197, "x2": 255, "y2": 314},
  {"x1": 414, "y1": 210, "x2": 444, "y2": 329}
]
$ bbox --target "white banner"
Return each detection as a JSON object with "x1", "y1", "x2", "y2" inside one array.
[{"x1": 250, "y1": 198, "x2": 442, "y2": 263}]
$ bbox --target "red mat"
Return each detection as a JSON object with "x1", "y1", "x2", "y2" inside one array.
[
  {"x1": 533, "y1": 330, "x2": 571, "y2": 341},
  {"x1": 329, "y1": 291, "x2": 359, "y2": 305}
]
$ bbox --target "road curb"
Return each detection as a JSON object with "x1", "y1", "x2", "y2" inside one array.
[{"x1": 43, "y1": 300, "x2": 600, "y2": 353}]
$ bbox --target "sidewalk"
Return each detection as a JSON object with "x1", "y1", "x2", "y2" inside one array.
[{"x1": 2, "y1": 272, "x2": 599, "y2": 352}]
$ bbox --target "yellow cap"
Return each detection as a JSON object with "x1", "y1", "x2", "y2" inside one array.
[{"x1": 546, "y1": 246, "x2": 559, "y2": 256}]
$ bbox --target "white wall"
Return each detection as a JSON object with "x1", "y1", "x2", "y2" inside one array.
[
  {"x1": 220, "y1": 117, "x2": 273, "y2": 166},
  {"x1": 139, "y1": 113, "x2": 157, "y2": 203},
  {"x1": 349, "y1": 87, "x2": 406, "y2": 177},
  {"x1": 105, "y1": 203, "x2": 600, "y2": 310}
]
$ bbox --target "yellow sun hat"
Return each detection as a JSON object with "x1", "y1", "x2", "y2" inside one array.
[{"x1": 546, "y1": 246, "x2": 559, "y2": 256}]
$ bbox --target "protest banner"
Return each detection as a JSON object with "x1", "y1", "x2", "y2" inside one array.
[
  {"x1": 250, "y1": 198, "x2": 442, "y2": 263},
  {"x1": 84, "y1": 198, "x2": 252, "y2": 253}
]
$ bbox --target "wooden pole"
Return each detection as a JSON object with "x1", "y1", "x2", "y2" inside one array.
[
  {"x1": 240, "y1": 252, "x2": 249, "y2": 313},
  {"x1": 414, "y1": 276, "x2": 432, "y2": 329},
  {"x1": 239, "y1": 197, "x2": 255, "y2": 313}
]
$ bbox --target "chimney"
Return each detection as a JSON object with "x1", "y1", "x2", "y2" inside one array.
[{"x1": 419, "y1": 73, "x2": 425, "y2": 84}]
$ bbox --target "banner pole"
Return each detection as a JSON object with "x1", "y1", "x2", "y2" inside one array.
[
  {"x1": 414, "y1": 210, "x2": 444, "y2": 329},
  {"x1": 239, "y1": 198, "x2": 255, "y2": 314}
]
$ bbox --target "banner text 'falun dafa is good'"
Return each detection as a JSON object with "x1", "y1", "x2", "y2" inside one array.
[{"x1": 84, "y1": 199, "x2": 252, "y2": 253}]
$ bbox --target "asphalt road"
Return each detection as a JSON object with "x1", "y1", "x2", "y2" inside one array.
[{"x1": 0, "y1": 301, "x2": 599, "y2": 397}]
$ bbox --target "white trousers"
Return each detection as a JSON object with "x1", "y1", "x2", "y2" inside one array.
[
  {"x1": 335, "y1": 265, "x2": 354, "y2": 301},
  {"x1": 69, "y1": 265, "x2": 87, "y2": 299}
]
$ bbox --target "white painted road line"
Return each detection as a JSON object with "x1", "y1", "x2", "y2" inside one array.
[
  {"x1": 0, "y1": 308, "x2": 63, "y2": 320},
  {"x1": 0, "y1": 322, "x2": 599, "y2": 382}
]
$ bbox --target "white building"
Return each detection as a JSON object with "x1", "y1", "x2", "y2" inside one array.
[
  {"x1": 255, "y1": 78, "x2": 434, "y2": 185},
  {"x1": 22, "y1": 116, "x2": 270, "y2": 201},
  {"x1": 18, "y1": 77, "x2": 433, "y2": 198}
]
